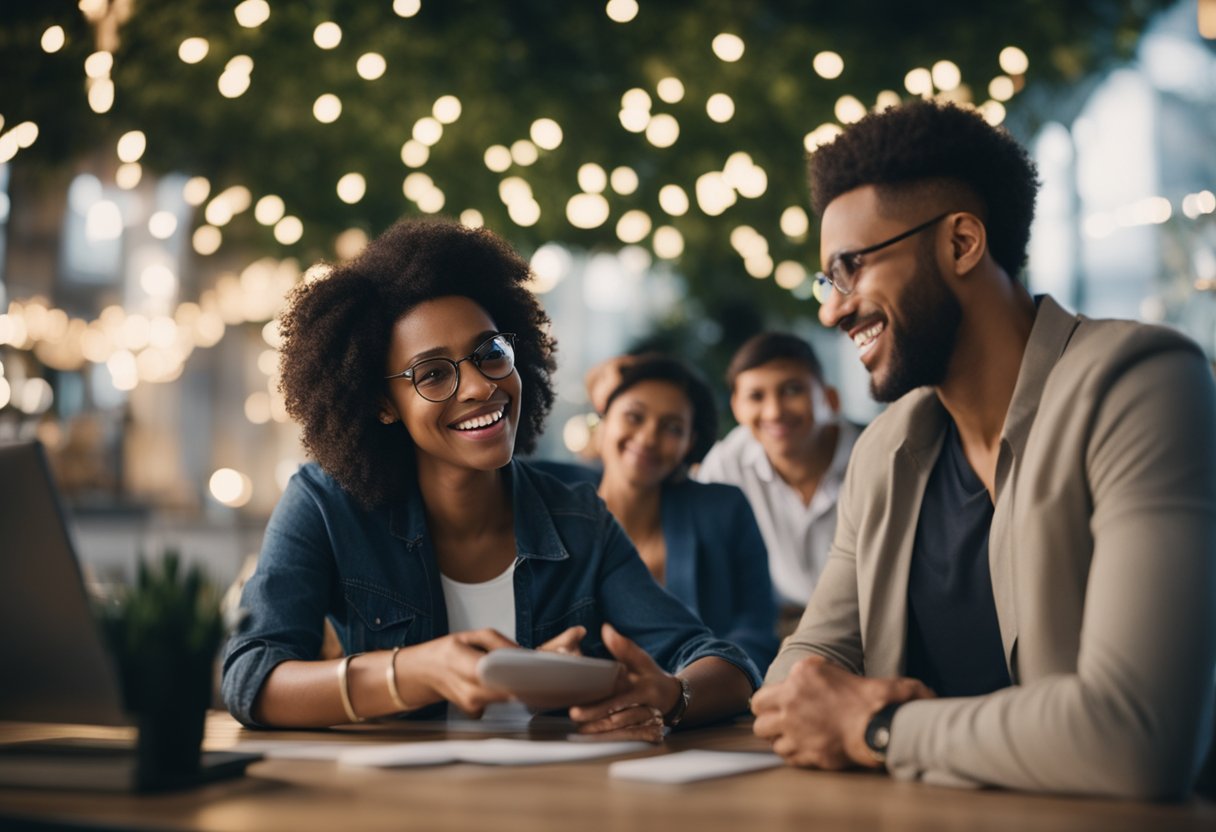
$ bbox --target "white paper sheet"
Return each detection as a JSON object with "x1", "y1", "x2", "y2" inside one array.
[
  {"x1": 608, "y1": 750, "x2": 783, "y2": 783},
  {"x1": 339, "y1": 738, "x2": 651, "y2": 768}
]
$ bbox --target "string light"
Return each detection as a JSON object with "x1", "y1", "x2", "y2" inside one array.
[
  {"x1": 433, "y1": 95, "x2": 462, "y2": 123},
  {"x1": 578, "y1": 163, "x2": 608, "y2": 194},
  {"x1": 313, "y1": 94, "x2": 342, "y2": 123},
  {"x1": 530, "y1": 118, "x2": 563, "y2": 150},
  {"x1": 904, "y1": 67, "x2": 932, "y2": 96},
  {"x1": 653, "y1": 226, "x2": 684, "y2": 259},
  {"x1": 706, "y1": 93, "x2": 735, "y2": 123},
  {"x1": 400, "y1": 140, "x2": 429, "y2": 167},
  {"x1": 656, "y1": 77, "x2": 685, "y2": 103},
  {"x1": 484, "y1": 145, "x2": 512, "y2": 172},
  {"x1": 658, "y1": 184, "x2": 689, "y2": 216},
  {"x1": 413, "y1": 116, "x2": 443, "y2": 145},
  {"x1": 336, "y1": 173, "x2": 366, "y2": 204},
  {"x1": 712, "y1": 33, "x2": 745, "y2": 63},
  {"x1": 510, "y1": 139, "x2": 539, "y2": 166},
  {"x1": 357, "y1": 53, "x2": 387, "y2": 80},
  {"x1": 813, "y1": 51, "x2": 844, "y2": 80},
  {"x1": 645, "y1": 113, "x2": 679, "y2": 148},
  {"x1": 234, "y1": 0, "x2": 270, "y2": 28},
  {"x1": 999, "y1": 46, "x2": 1029, "y2": 75},
  {"x1": 41, "y1": 26, "x2": 66, "y2": 53},
  {"x1": 178, "y1": 37, "x2": 209, "y2": 63},
  {"x1": 610, "y1": 166, "x2": 638, "y2": 195},
  {"x1": 988, "y1": 75, "x2": 1015, "y2": 101},
  {"x1": 116, "y1": 130, "x2": 146, "y2": 163},
  {"x1": 393, "y1": 0, "x2": 422, "y2": 17},
  {"x1": 931, "y1": 60, "x2": 961, "y2": 92},
  {"x1": 314, "y1": 22, "x2": 342, "y2": 50},
  {"x1": 605, "y1": 0, "x2": 639, "y2": 23}
]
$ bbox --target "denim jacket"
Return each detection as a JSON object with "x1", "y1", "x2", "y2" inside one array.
[{"x1": 221, "y1": 459, "x2": 761, "y2": 726}]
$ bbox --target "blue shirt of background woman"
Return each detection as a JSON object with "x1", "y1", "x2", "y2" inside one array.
[
  {"x1": 538, "y1": 356, "x2": 778, "y2": 672},
  {"x1": 220, "y1": 219, "x2": 758, "y2": 738}
]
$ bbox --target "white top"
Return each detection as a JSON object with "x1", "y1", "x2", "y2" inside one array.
[
  {"x1": 440, "y1": 559, "x2": 530, "y2": 723},
  {"x1": 695, "y1": 421, "x2": 859, "y2": 607},
  {"x1": 440, "y1": 559, "x2": 518, "y2": 641}
]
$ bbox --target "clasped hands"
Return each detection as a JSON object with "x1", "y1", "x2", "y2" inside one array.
[
  {"x1": 751, "y1": 654, "x2": 934, "y2": 769},
  {"x1": 427, "y1": 622, "x2": 678, "y2": 743}
]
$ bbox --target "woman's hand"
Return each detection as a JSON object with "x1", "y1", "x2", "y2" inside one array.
[
  {"x1": 567, "y1": 623, "x2": 680, "y2": 743},
  {"x1": 416, "y1": 628, "x2": 517, "y2": 717},
  {"x1": 537, "y1": 625, "x2": 586, "y2": 655}
]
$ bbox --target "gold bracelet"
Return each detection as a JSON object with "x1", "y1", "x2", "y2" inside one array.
[
  {"x1": 337, "y1": 654, "x2": 365, "y2": 723},
  {"x1": 385, "y1": 646, "x2": 413, "y2": 712}
]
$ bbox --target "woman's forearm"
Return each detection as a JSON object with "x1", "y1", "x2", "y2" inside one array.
[{"x1": 251, "y1": 643, "x2": 442, "y2": 727}]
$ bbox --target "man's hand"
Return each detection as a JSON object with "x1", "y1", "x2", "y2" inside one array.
[{"x1": 751, "y1": 655, "x2": 934, "y2": 769}]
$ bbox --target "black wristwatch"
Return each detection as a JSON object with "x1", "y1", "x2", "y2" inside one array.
[
  {"x1": 864, "y1": 702, "x2": 902, "y2": 763},
  {"x1": 664, "y1": 676, "x2": 692, "y2": 727}
]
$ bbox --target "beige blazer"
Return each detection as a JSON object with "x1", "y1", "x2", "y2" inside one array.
[{"x1": 767, "y1": 296, "x2": 1216, "y2": 798}]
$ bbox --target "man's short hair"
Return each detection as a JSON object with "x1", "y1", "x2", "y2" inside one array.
[
  {"x1": 726, "y1": 332, "x2": 823, "y2": 391},
  {"x1": 808, "y1": 100, "x2": 1040, "y2": 279}
]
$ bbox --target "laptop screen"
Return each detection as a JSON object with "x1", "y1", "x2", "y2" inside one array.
[{"x1": 0, "y1": 441, "x2": 128, "y2": 725}]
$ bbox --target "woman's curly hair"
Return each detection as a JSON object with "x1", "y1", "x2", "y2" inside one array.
[
  {"x1": 808, "y1": 99, "x2": 1039, "y2": 279},
  {"x1": 277, "y1": 218, "x2": 557, "y2": 508}
]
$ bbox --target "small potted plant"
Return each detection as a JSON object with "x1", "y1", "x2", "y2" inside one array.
[{"x1": 96, "y1": 550, "x2": 225, "y2": 790}]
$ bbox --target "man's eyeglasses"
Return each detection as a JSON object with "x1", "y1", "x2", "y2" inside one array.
[
  {"x1": 813, "y1": 212, "x2": 951, "y2": 298},
  {"x1": 385, "y1": 332, "x2": 517, "y2": 403}
]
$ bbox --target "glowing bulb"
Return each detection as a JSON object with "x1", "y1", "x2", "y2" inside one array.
[
  {"x1": 566, "y1": 193, "x2": 610, "y2": 229},
  {"x1": 659, "y1": 184, "x2": 689, "y2": 216},
  {"x1": 621, "y1": 88, "x2": 652, "y2": 111},
  {"x1": 148, "y1": 211, "x2": 178, "y2": 239},
  {"x1": 337, "y1": 173, "x2": 366, "y2": 204},
  {"x1": 484, "y1": 145, "x2": 512, "y2": 172},
  {"x1": 605, "y1": 0, "x2": 638, "y2": 23},
  {"x1": 400, "y1": 140, "x2": 429, "y2": 167},
  {"x1": 508, "y1": 198, "x2": 540, "y2": 227},
  {"x1": 193, "y1": 225, "x2": 222, "y2": 255},
  {"x1": 314, "y1": 22, "x2": 342, "y2": 49},
  {"x1": 999, "y1": 46, "x2": 1029, "y2": 75},
  {"x1": 218, "y1": 71, "x2": 251, "y2": 98},
  {"x1": 989, "y1": 75, "x2": 1015, "y2": 101},
  {"x1": 712, "y1": 33, "x2": 745, "y2": 63},
  {"x1": 460, "y1": 209, "x2": 484, "y2": 228},
  {"x1": 904, "y1": 67, "x2": 932, "y2": 96},
  {"x1": 41, "y1": 26, "x2": 66, "y2": 53},
  {"x1": 610, "y1": 166, "x2": 638, "y2": 195},
  {"x1": 313, "y1": 94, "x2": 342, "y2": 123},
  {"x1": 115, "y1": 163, "x2": 142, "y2": 190},
  {"x1": 653, "y1": 226, "x2": 684, "y2": 259},
  {"x1": 413, "y1": 116, "x2": 442, "y2": 145},
  {"x1": 510, "y1": 139, "x2": 538, "y2": 166},
  {"x1": 530, "y1": 118, "x2": 563, "y2": 150},
  {"x1": 645, "y1": 113, "x2": 679, "y2": 148},
  {"x1": 84, "y1": 51, "x2": 113, "y2": 79},
  {"x1": 357, "y1": 53, "x2": 387, "y2": 80},
  {"x1": 433, "y1": 95, "x2": 462, "y2": 123},
  {"x1": 775, "y1": 261, "x2": 807, "y2": 290},
  {"x1": 780, "y1": 206, "x2": 809, "y2": 238},
  {"x1": 274, "y1": 216, "x2": 303, "y2": 245},
  {"x1": 706, "y1": 93, "x2": 735, "y2": 123},
  {"x1": 834, "y1": 95, "x2": 865, "y2": 124},
  {"x1": 578, "y1": 163, "x2": 608, "y2": 194},
  {"x1": 178, "y1": 37, "x2": 209, "y2": 63},
  {"x1": 813, "y1": 51, "x2": 844, "y2": 79},
  {"x1": 183, "y1": 177, "x2": 210, "y2": 206},
  {"x1": 932, "y1": 60, "x2": 961, "y2": 92},
  {"x1": 116, "y1": 130, "x2": 146, "y2": 163},
  {"x1": 234, "y1": 0, "x2": 270, "y2": 28},
  {"x1": 88, "y1": 78, "x2": 114, "y2": 112},
  {"x1": 393, "y1": 0, "x2": 421, "y2": 17},
  {"x1": 615, "y1": 210, "x2": 652, "y2": 244},
  {"x1": 656, "y1": 77, "x2": 684, "y2": 103},
  {"x1": 254, "y1": 195, "x2": 284, "y2": 225}
]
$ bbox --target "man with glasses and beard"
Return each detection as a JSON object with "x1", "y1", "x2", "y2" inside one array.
[{"x1": 750, "y1": 100, "x2": 1216, "y2": 799}]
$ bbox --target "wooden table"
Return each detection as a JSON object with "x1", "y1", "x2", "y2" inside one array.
[{"x1": 1, "y1": 712, "x2": 1213, "y2": 831}]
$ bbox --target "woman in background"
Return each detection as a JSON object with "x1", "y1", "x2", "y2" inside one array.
[
  {"x1": 221, "y1": 219, "x2": 758, "y2": 738},
  {"x1": 548, "y1": 356, "x2": 777, "y2": 672}
]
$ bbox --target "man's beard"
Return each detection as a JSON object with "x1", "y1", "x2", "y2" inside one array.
[{"x1": 870, "y1": 247, "x2": 963, "y2": 403}]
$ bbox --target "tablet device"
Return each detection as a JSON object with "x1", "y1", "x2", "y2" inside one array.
[{"x1": 476, "y1": 648, "x2": 621, "y2": 709}]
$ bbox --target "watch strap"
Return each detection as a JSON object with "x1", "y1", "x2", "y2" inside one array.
[{"x1": 864, "y1": 701, "x2": 902, "y2": 763}]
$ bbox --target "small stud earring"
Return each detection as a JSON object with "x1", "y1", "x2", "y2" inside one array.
[{"x1": 379, "y1": 414, "x2": 397, "y2": 425}]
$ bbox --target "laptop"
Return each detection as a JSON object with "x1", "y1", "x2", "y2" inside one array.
[{"x1": 0, "y1": 440, "x2": 259, "y2": 791}]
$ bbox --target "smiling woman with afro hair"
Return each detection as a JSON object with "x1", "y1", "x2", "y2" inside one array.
[
  {"x1": 277, "y1": 219, "x2": 556, "y2": 509},
  {"x1": 221, "y1": 218, "x2": 760, "y2": 738}
]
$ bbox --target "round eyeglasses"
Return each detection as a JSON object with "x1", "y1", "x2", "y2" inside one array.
[
  {"x1": 384, "y1": 332, "x2": 517, "y2": 403},
  {"x1": 813, "y1": 212, "x2": 951, "y2": 298}
]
